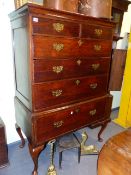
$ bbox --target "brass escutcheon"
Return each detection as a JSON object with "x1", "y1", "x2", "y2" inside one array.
[
  {"x1": 89, "y1": 109, "x2": 97, "y2": 116},
  {"x1": 53, "y1": 43, "x2": 64, "y2": 52},
  {"x1": 53, "y1": 66, "x2": 63, "y2": 74},
  {"x1": 76, "y1": 80, "x2": 81, "y2": 86},
  {"x1": 53, "y1": 23, "x2": 64, "y2": 32},
  {"x1": 94, "y1": 45, "x2": 101, "y2": 51},
  {"x1": 54, "y1": 121, "x2": 64, "y2": 128},
  {"x1": 92, "y1": 63, "x2": 100, "y2": 70},
  {"x1": 78, "y1": 40, "x2": 84, "y2": 47},
  {"x1": 94, "y1": 29, "x2": 103, "y2": 36},
  {"x1": 77, "y1": 59, "x2": 82, "y2": 66},
  {"x1": 90, "y1": 83, "x2": 98, "y2": 89},
  {"x1": 52, "y1": 90, "x2": 62, "y2": 97}
]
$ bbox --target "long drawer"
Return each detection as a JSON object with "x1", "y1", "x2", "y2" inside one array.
[
  {"x1": 34, "y1": 95, "x2": 111, "y2": 145},
  {"x1": 34, "y1": 58, "x2": 110, "y2": 82},
  {"x1": 33, "y1": 35, "x2": 112, "y2": 59},
  {"x1": 33, "y1": 75, "x2": 108, "y2": 110},
  {"x1": 32, "y1": 16, "x2": 113, "y2": 40}
]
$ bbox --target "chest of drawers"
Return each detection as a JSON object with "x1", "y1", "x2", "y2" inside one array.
[
  {"x1": 9, "y1": 4, "x2": 115, "y2": 175},
  {"x1": 0, "y1": 118, "x2": 8, "y2": 168}
]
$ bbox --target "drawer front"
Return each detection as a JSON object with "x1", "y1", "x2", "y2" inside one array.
[
  {"x1": 33, "y1": 36, "x2": 112, "y2": 59},
  {"x1": 35, "y1": 96, "x2": 108, "y2": 144},
  {"x1": 82, "y1": 24, "x2": 113, "y2": 40},
  {"x1": 32, "y1": 17, "x2": 79, "y2": 37},
  {"x1": 33, "y1": 75, "x2": 108, "y2": 110},
  {"x1": 34, "y1": 58, "x2": 110, "y2": 82}
]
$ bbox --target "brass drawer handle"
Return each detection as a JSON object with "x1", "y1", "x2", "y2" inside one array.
[
  {"x1": 52, "y1": 90, "x2": 62, "y2": 97},
  {"x1": 92, "y1": 64, "x2": 100, "y2": 70},
  {"x1": 75, "y1": 108, "x2": 80, "y2": 113},
  {"x1": 54, "y1": 120, "x2": 64, "y2": 128},
  {"x1": 89, "y1": 109, "x2": 96, "y2": 116},
  {"x1": 94, "y1": 29, "x2": 103, "y2": 36},
  {"x1": 53, "y1": 23, "x2": 64, "y2": 32},
  {"x1": 94, "y1": 45, "x2": 101, "y2": 51},
  {"x1": 53, "y1": 43, "x2": 64, "y2": 52},
  {"x1": 53, "y1": 66, "x2": 63, "y2": 74},
  {"x1": 90, "y1": 83, "x2": 98, "y2": 89},
  {"x1": 78, "y1": 40, "x2": 84, "y2": 47},
  {"x1": 75, "y1": 80, "x2": 81, "y2": 86}
]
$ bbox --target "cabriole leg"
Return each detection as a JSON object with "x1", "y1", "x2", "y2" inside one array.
[
  {"x1": 15, "y1": 123, "x2": 25, "y2": 148},
  {"x1": 28, "y1": 143, "x2": 45, "y2": 175},
  {"x1": 98, "y1": 122, "x2": 108, "y2": 142}
]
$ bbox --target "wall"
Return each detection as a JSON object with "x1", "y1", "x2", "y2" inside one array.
[
  {"x1": 0, "y1": 1, "x2": 19, "y2": 144},
  {"x1": 0, "y1": 0, "x2": 44, "y2": 144},
  {"x1": 110, "y1": 91, "x2": 121, "y2": 108},
  {"x1": 114, "y1": 27, "x2": 131, "y2": 128},
  {"x1": 111, "y1": 1, "x2": 131, "y2": 109},
  {"x1": 117, "y1": 0, "x2": 131, "y2": 49}
]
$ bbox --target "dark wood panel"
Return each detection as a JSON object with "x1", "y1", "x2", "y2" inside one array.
[
  {"x1": 89, "y1": 95, "x2": 113, "y2": 128},
  {"x1": 9, "y1": 3, "x2": 115, "y2": 28},
  {"x1": 32, "y1": 15, "x2": 113, "y2": 40},
  {"x1": 112, "y1": 0, "x2": 131, "y2": 12},
  {"x1": 109, "y1": 49, "x2": 127, "y2": 91},
  {"x1": 82, "y1": 24, "x2": 113, "y2": 40},
  {"x1": 33, "y1": 35, "x2": 112, "y2": 59},
  {"x1": 35, "y1": 96, "x2": 107, "y2": 144},
  {"x1": 32, "y1": 16, "x2": 79, "y2": 37},
  {"x1": 34, "y1": 58, "x2": 110, "y2": 82},
  {"x1": 33, "y1": 75, "x2": 108, "y2": 110}
]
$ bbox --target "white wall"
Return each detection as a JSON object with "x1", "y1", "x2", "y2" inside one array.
[
  {"x1": 117, "y1": 0, "x2": 131, "y2": 49},
  {"x1": 0, "y1": 1, "x2": 20, "y2": 144},
  {"x1": 111, "y1": 91, "x2": 121, "y2": 108},
  {"x1": 0, "y1": 0, "x2": 44, "y2": 144}
]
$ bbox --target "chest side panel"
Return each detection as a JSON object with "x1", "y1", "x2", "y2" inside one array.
[{"x1": 12, "y1": 15, "x2": 32, "y2": 109}]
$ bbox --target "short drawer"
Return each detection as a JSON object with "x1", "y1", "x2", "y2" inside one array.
[
  {"x1": 33, "y1": 35, "x2": 112, "y2": 59},
  {"x1": 82, "y1": 24, "x2": 113, "y2": 40},
  {"x1": 33, "y1": 75, "x2": 108, "y2": 110},
  {"x1": 32, "y1": 16, "x2": 79, "y2": 37},
  {"x1": 34, "y1": 96, "x2": 109, "y2": 144},
  {"x1": 34, "y1": 58, "x2": 110, "y2": 82}
]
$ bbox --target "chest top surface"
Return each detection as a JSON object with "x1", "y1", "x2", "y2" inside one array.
[{"x1": 9, "y1": 3, "x2": 116, "y2": 27}]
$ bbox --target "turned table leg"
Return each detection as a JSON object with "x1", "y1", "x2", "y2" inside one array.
[
  {"x1": 98, "y1": 122, "x2": 108, "y2": 142},
  {"x1": 28, "y1": 143, "x2": 45, "y2": 175},
  {"x1": 15, "y1": 123, "x2": 25, "y2": 148}
]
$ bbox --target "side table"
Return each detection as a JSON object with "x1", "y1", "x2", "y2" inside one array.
[{"x1": 57, "y1": 133, "x2": 81, "y2": 169}]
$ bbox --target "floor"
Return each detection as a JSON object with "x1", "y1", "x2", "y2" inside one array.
[{"x1": 0, "y1": 110, "x2": 125, "y2": 175}]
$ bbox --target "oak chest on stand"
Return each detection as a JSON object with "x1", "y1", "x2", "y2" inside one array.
[{"x1": 9, "y1": 3, "x2": 115, "y2": 175}]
